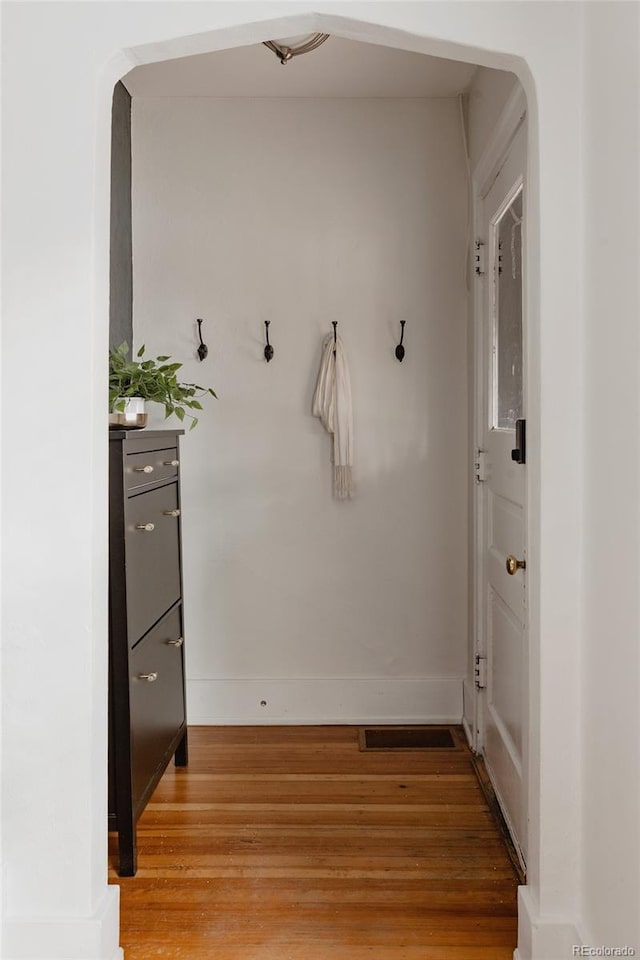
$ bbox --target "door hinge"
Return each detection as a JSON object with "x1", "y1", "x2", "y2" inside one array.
[
  {"x1": 474, "y1": 450, "x2": 489, "y2": 483},
  {"x1": 475, "y1": 655, "x2": 487, "y2": 690},
  {"x1": 474, "y1": 240, "x2": 486, "y2": 276}
]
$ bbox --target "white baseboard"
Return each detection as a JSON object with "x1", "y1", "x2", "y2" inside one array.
[
  {"x1": 515, "y1": 885, "x2": 581, "y2": 960},
  {"x1": 2, "y1": 886, "x2": 121, "y2": 960},
  {"x1": 186, "y1": 676, "x2": 463, "y2": 725}
]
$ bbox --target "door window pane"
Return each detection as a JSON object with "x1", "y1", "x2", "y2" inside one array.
[{"x1": 493, "y1": 188, "x2": 523, "y2": 429}]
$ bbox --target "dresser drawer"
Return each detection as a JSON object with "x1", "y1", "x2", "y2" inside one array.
[
  {"x1": 129, "y1": 607, "x2": 185, "y2": 809},
  {"x1": 125, "y1": 447, "x2": 179, "y2": 492},
  {"x1": 125, "y1": 483, "x2": 181, "y2": 642}
]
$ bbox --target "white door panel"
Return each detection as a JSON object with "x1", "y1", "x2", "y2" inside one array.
[
  {"x1": 487, "y1": 433, "x2": 525, "y2": 503},
  {"x1": 488, "y1": 589, "x2": 524, "y2": 759},
  {"x1": 487, "y1": 492, "x2": 525, "y2": 614},
  {"x1": 478, "y1": 120, "x2": 528, "y2": 867}
]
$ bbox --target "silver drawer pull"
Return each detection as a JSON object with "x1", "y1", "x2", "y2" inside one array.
[
  {"x1": 163, "y1": 509, "x2": 180, "y2": 518},
  {"x1": 134, "y1": 465, "x2": 154, "y2": 474},
  {"x1": 135, "y1": 522, "x2": 155, "y2": 532},
  {"x1": 164, "y1": 459, "x2": 179, "y2": 467},
  {"x1": 139, "y1": 672, "x2": 158, "y2": 682},
  {"x1": 167, "y1": 637, "x2": 184, "y2": 647}
]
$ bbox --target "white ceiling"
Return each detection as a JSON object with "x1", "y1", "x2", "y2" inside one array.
[{"x1": 123, "y1": 36, "x2": 478, "y2": 99}]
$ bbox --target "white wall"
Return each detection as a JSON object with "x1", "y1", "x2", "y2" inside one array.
[
  {"x1": 2, "y1": 3, "x2": 638, "y2": 960},
  {"x1": 132, "y1": 97, "x2": 468, "y2": 723},
  {"x1": 581, "y1": 1, "x2": 640, "y2": 951},
  {"x1": 467, "y1": 66, "x2": 519, "y2": 169}
]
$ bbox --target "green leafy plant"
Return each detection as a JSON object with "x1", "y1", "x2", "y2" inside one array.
[{"x1": 109, "y1": 342, "x2": 217, "y2": 430}]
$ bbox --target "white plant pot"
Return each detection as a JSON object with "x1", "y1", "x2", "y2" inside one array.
[{"x1": 109, "y1": 397, "x2": 148, "y2": 430}]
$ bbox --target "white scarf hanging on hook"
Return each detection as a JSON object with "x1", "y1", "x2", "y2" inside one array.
[{"x1": 312, "y1": 333, "x2": 354, "y2": 499}]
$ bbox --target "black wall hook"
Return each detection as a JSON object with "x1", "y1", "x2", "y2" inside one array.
[
  {"x1": 264, "y1": 321, "x2": 274, "y2": 362},
  {"x1": 196, "y1": 319, "x2": 208, "y2": 361},
  {"x1": 332, "y1": 321, "x2": 337, "y2": 357},
  {"x1": 395, "y1": 321, "x2": 406, "y2": 362}
]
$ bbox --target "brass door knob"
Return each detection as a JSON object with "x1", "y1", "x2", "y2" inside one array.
[{"x1": 506, "y1": 554, "x2": 526, "y2": 575}]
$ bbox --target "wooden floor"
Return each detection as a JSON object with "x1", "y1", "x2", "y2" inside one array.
[{"x1": 109, "y1": 726, "x2": 519, "y2": 959}]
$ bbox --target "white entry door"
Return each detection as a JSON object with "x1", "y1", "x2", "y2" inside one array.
[{"x1": 477, "y1": 122, "x2": 528, "y2": 866}]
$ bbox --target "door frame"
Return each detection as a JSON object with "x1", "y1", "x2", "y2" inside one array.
[{"x1": 468, "y1": 84, "x2": 528, "y2": 759}]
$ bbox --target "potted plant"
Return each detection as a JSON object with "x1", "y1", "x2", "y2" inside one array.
[{"x1": 109, "y1": 342, "x2": 216, "y2": 430}]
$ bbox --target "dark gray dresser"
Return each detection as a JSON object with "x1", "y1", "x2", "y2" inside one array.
[{"x1": 108, "y1": 429, "x2": 188, "y2": 876}]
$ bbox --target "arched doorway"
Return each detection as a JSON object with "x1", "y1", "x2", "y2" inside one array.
[
  {"x1": 2, "y1": 6, "x2": 587, "y2": 959},
  {"x1": 108, "y1": 10, "x2": 540, "y2": 953}
]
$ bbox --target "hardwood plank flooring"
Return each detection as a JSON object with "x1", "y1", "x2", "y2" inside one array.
[{"x1": 109, "y1": 726, "x2": 518, "y2": 959}]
